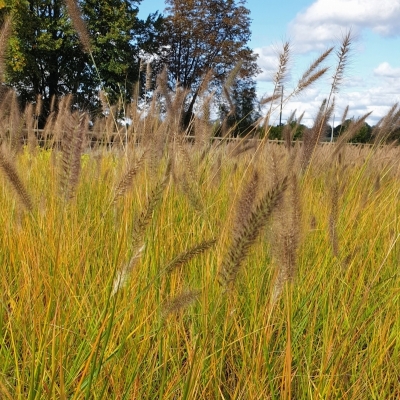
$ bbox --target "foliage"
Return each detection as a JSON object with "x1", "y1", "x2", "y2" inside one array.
[
  {"x1": 1, "y1": 48, "x2": 400, "y2": 395},
  {"x1": 1, "y1": 23, "x2": 400, "y2": 398},
  {"x1": 334, "y1": 118, "x2": 373, "y2": 143},
  {"x1": 258, "y1": 121, "x2": 307, "y2": 141},
  {"x1": 80, "y1": 0, "x2": 162, "y2": 107},
  {"x1": 157, "y1": 0, "x2": 259, "y2": 128},
  {"x1": 267, "y1": 124, "x2": 284, "y2": 140},
  {"x1": 3, "y1": 0, "x2": 85, "y2": 118},
  {"x1": 1, "y1": 0, "x2": 161, "y2": 118},
  {"x1": 220, "y1": 76, "x2": 260, "y2": 137}
]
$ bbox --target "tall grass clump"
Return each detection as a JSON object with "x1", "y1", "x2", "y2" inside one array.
[{"x1": 0, "y1": 13, "x2": 399, "y2": 399}]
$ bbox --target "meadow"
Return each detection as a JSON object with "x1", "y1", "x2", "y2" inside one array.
[
  {"x1": 0, "y1": 14, "x2": 400, "y2": 397},
  {"x1": 0, "y1": 95, "x2": 400, "y2": 399}
]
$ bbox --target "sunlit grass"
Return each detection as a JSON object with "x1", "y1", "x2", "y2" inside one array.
[{"x1": 0, "y1": 143, "x2": 399, "y2": 399}]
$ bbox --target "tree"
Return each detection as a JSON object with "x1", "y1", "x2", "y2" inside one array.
[
  {"x1": 80, "y1": 0, "x2": 162, "y2": 107},
  {"x1": 2, "y1": 0, "x2": 161, "y2": 118},
  {"x1": 220, "y1": 76, "x2": 260, "y2": 137},
  {"x1": 158, "y1": 0, "x2": 259, "y2": 128},
  {"x1": 333, "y1": 119, "x2": 373, "y2": 143},
  {"x1": 4, "y1": 0, "x2": 85, "y2": 118}
]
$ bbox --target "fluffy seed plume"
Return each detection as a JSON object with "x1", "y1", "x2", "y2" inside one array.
[
  {"x1": 296, "y1": 47, "x2": 333, "y2": 94},
  {"x1": 64, "y1": 0, "x2": 91, "y2": 53},
  {"x1": 261, "y1": 42, "x2": 290, "y2": 129},
  {"x1": 176, "y1": 138, "x2": 197, "y2": 183},
  {"x1": 111, "y1": 245, "x2": 145, "y2": 296},
  {"x1": 372, "y1": 103, "x2": 400, "y2": 144},
  {"x1": 165, "y1": 239, "x2": 216, "y2": 274},
  {"x1": 271, "y1": 174, "x2": 301, "y2": 305},
  {"x1": 301, "y1": 98, "x2": 335, "y2": 171},
  {"x1": 273, "y1": 42, "x2": 290, "y2": 89},
  {"x1": 340, "y1": 105, "x2": 349, "y2": 127},
  {"x1": 331, "y1": 111, "x2": 373, "y2": 158},
  {"x1": 223, "y1": 60, "x2": 243, "y2": 112},
  {"x1": 156, "y1": 67, "x2": 172, "y2": 114},
  {"x1": 59, "y1": 112, "x2": 88, "y2": 201},
  {"x1": 0, "y1": 148, "x2": 33, "y2": 212},
  {"x1": 113, "y1": 150, "x2": 147, "y2": 203},
  {"x1": 232, "y1": 170, "x2": 259, "y2": 240},
  {"x1": 260, "y1": 93, "x2": 281, "y2": 106},
  {"x1": 219, "y1": 176, "x2": 288, "y2": 287},
  {"x1": 145, "y1": 62, "x2": 152, "y2": 93},
  {"x1": 281, "y1": 110, "x2": 296, "y2": 149},
  {"x1": 162, "y1": 290, "x2": 200, "y2": 319},
  {"x1": 0, "y1": 16, "x2": 12, "y2": 83},
  {"x1": 331, "y1": 31, "x2": 352, "y2": 94}
]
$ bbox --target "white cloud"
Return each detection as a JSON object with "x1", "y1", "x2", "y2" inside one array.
[
  {"x1": 253, "y1": 0, "x2": 400, "y2": 129},
  {"x1": 374, "y1": 62, "x2": 400, "y2": 78},
  {"x1": 254, "y1": 43, "x2": 297, "y2": 87},
  {"x1": 254, "y1": 46, "x2": 278, "y2": 82},
  {"x1": 289, "y1": 0, "x2": 400, "y2": 53},
  {"x1": 258, "y1": 70, "x2": 400, "y2": 128}
]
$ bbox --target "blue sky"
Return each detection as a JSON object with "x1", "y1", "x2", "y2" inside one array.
[{"x1": 138, "y1": 0, "x2": 400, "y2": 126}]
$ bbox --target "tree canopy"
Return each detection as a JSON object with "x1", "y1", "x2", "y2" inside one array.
[
  {"x1": 1, "y1": 0, "x2": 260, "y2": 133},
  {"x1": 1, "y1": 0, "x2": 162, "y2": 118},
  {"x1": 158, "y1": 0, "x2": 259, "y2": 128},
  {"x1": 80, "y1": 0, "x2": 162, "y2": 106},
  {"x1": 333, "y1": 119, "x2": 373, "y2": 143},
  {"x1": 3, "y1": 0, "x2": 85, "y2": 116}
]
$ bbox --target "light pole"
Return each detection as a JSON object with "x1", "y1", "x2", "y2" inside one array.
[{"x1": 279, "y1": 85, "x2": 284, "y2": 126}]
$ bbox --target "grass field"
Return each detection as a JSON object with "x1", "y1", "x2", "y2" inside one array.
[
  {"x1": 0, "y1": 131, "x2": 399, "y2": 398},
  {"x1": 1, "y1": 15, "x2": 399, "y2": 398}
]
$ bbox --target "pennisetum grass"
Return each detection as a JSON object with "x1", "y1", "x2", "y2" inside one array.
[
  {"x1": 270, "y1": 173, "x2": 302, "y2": 306},
  {"x1": 161, "y1": 290, "x2": 201, "y2": 319},
  {"x1": 331, "y1": 110, "x2": 373, "y2": 159},
  {"x1": 112, "y1": 149, "x2": 147, "y2": 203},
  {"x1": 219, "y1": 174, "x2": 288, "y2": 288},
  {"x1": 58, "y1": 111, "x2": 88, "y2": 201},
  {"x1": 0, "y1": 10, "x2": 399, "y2": 400},
  {"x1": 372, "y1": 103, "x2": 400, "y2": 145},
  {"x1": 0, "y1": 146, "x2": 33, "y2": 212},
  {"x1": 301, "y1": 31, "x2": 353, "y2": 174},
  {"x1": 0, "y1": 16, "x2": 12, "y2": 83}
]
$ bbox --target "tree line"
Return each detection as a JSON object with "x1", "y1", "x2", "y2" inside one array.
[
  {"x1": 0, "y1": 0, "x2": 260, "y2": 135},
  {"x1": 2, "y1": 1, "x2": 394, "y2": 143}
]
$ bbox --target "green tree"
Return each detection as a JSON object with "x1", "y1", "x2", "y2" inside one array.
[
  {"x1": 2, "y1": 0, "x2": 161, "y2": 118},
  {"x1": 220, "y1": 77, "x2": 260, "y2": 137},
  {"x1": 80, "y1": 0, "x2": 162, "y2": 106},
  {"x1": 260, "y1": 120, "x2": 307, "y2": 141},
  {"x1": 267, "y1": 124, "x2": 283, "y2": 140},
  {"x1": 4, "y1": 0, "x2": 85, "y2": 117},
  {"x1": 158, "y1": 0, "x2": 259, "y2": 128},
  {"x1": 334, "y1": 119, "x2": 373, "y2": 143},
  {"x1": 350, "y1": 122, "x2": 372, "y2": 143}
]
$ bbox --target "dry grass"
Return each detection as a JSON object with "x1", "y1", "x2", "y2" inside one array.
[
  {"x1": 0, "y1": 134, "x2": 399, "y2": 398},
  {"x1": 0, "y1": 24, "x2": 399, "y2": 400}
]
